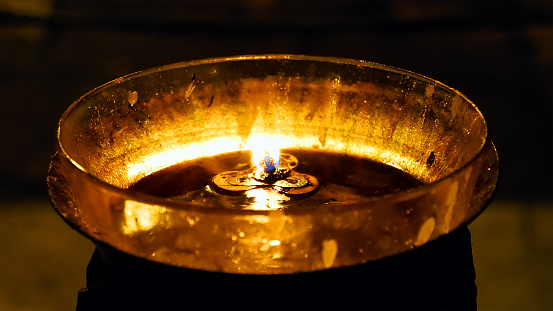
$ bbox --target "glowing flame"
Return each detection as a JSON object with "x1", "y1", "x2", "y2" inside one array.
[{"x1": 246, "y1": 135, "x2": 280, "y2": 171}]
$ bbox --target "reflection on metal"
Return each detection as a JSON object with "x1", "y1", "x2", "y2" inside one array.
[
  {"x1": 123, "y1": 200, "x2": 166, "y2": 235},
  {"x1": 125, "y1": 137, "x2": 242, "y2": 181}
]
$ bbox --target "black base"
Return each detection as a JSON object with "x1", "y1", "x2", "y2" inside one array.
[{"x1": 77, "y1": 226, "x2": 476, "y2": 310}]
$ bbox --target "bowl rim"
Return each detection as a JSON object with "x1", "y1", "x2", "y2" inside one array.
[{"x1": 55, "y1": 54, "x2": 490, "y2": 217}]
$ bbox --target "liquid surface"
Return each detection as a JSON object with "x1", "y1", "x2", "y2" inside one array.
[{"x1": 130, "y1": 149, "x2": 422, "y2": 210}]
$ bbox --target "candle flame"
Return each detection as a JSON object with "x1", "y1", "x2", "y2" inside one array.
[{"x1": 246, "y1": 135, "x2": 280, "y2": 171}]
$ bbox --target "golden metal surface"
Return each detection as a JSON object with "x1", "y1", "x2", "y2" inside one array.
[{"x1": 47, "y1": 55, "x2": 498, "y2": 274}]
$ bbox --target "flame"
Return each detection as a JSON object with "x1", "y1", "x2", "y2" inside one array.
[{"x1": 246, "y1": 134, "x2": 280, "y2": 170}]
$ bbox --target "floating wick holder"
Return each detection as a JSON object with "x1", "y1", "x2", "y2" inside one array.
[{"x1": 211, "y1": 153, "x2": 319, "y2": 197}]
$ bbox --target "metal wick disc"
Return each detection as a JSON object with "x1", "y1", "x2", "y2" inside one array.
[{"x1": 210, "y1": 153, "x2": 319, "y2": 197}]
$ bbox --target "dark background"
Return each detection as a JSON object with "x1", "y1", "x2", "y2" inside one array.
[{"x1": 1, "y1": 0, "x2": 551, "y2": 310}]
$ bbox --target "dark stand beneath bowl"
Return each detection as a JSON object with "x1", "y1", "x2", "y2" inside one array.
[{"x1": 77, "y1": 226, "x2": 476, "y2": 311}]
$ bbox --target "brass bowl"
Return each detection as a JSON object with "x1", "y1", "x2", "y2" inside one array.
[{"x1": 47, "y1": 55, "x2": 498, "y2": 274}]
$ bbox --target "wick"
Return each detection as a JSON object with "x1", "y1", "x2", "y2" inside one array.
[{"x1": 260, "y1": 151, "x2": 276, "y2": 173}]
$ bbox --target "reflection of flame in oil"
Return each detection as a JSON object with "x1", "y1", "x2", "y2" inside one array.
[{"x1": 245, "y1": 188, "x2": 290, "y2": 210}]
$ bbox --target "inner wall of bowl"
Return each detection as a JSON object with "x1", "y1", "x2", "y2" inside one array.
[{"x1": 59, "y1": 58, "x2": 486, "y2": 189}]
